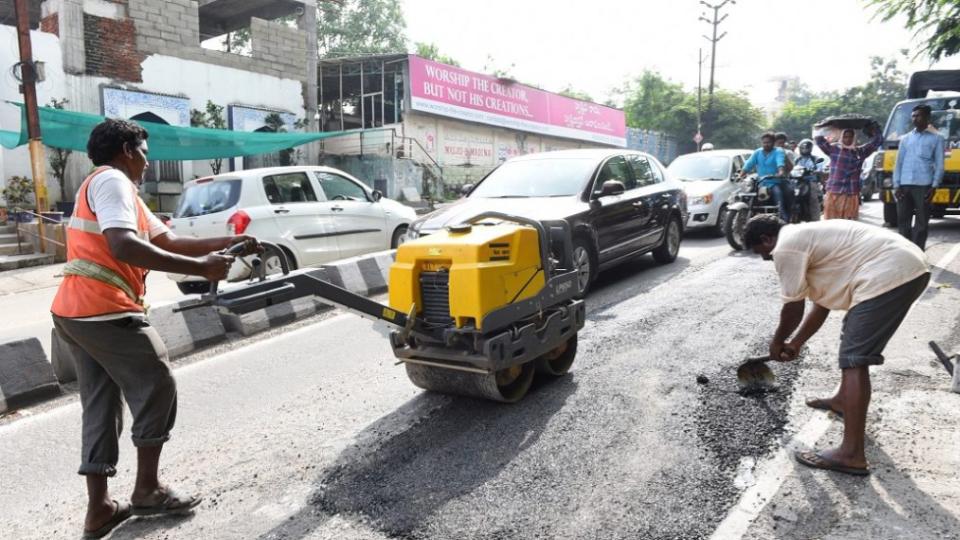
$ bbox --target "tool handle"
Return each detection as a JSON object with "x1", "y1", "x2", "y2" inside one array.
[{"x1": 930, "y1": 341, "x2": 955, "y2": 376}]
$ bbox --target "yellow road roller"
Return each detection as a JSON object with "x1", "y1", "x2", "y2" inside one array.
[{"x1": 190, "y1": 213, "x2": 585, "y2": 402}]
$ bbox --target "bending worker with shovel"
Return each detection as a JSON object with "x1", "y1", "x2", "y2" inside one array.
[{"x1": 742, "y1": 214, "x2": 929, "y2": 475}]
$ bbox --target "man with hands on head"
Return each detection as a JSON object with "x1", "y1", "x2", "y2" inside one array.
[
  {"x1": 51, "y1": 118, "x2": 261, "y2": 539},
  {"x1": 742, "y1": 214, "x2": 929, "y2": 476}
]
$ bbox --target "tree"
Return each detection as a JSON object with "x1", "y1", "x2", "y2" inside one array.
[
  {"x1": 190, "y1": 100, "x2": 228, "y2": 174},
  {"x1": 414, "y1": 42, "x2": 459, "y2": 66},
  {"x1": 46, "y1": 98, "x2": 73, "y2": 203},
  {"x1": 771, "y1": 55, "x2": 908, "y2": 138},
  {"x1": 318, "y1": 0, "x2": 407, "y2": 57},
  {"x1": 869, "y1": 0, "x2": 960, "y2": 60},
  {"x1": 557, "y1": 85, "x2": 594, "y2": 102},
  {"x1": 620, "y1": 71, "x2": 764, "y2": 151}
]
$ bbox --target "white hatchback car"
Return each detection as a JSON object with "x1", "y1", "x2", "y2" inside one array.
[
  {"x1": 667, "y1": 149, "x2": 753, "y2": 235},
  {"x1": 167, "y1": 165, "x2": 416, "y2": 294}
]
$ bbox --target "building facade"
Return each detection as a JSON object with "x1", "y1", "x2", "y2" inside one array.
[{"x1": 0, "y1": 0, "x2": 317, "y2": 212}]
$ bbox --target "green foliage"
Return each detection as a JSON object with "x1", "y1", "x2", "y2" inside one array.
[
  {"x1": 869, "y1": 0, "x2": 960, "y2": 60},
  {"x1": 46, "y1": 98, "x2": 73, "y2": 202},
  {"x1": 772, "y1": 55, "x2": 908, "y2": 138},
  {"x1": 482, "y1": 54, "x2": 517, "y2": 80},
  {"x1": 621, "y1": 70, "x2": 764, "y2": 150},
  {"x1": 414, "y1": 42, "x2": 460, "y2": 66},
  {"x1": 2, "y1": 176, "x2": 35, "y2": 207},
  {"x1": 557, "y1": 85, "x2": 594, "y2": 102},
  {"x1": 190, "y1": 100, "x2": 228, "y2": 174},
  {"x1": 318, "y1": 0, "x2": 407, "y2": 57}
]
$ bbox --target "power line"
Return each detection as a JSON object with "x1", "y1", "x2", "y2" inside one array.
[{"x1": 699, "y1": 0, "x2": 734, "y2": 139}]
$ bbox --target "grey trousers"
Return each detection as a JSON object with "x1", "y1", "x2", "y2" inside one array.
[
  {"x1": 897, "y1": 186, "x2": 932, "y2": 250},
  {"x1": 53, "y1": 315, "x2": 177, "y2": 477}
]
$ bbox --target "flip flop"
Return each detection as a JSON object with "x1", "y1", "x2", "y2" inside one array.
[
  {"x1": 795, "y1": 450, "x2": 870, "y2": 476},
  {"x1": 131, "y1": 488, "x2": 202, "y2": 517},
  {"x1": 805, "y1": 397, "x2": 844, "y2": 419},
  {"x1": 82, "y1": 500, "x2": 131, "y2": 539}
]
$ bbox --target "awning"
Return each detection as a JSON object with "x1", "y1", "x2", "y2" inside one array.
[{"x1": 1, "y1": 103, "x2": 344, "y2": 161}]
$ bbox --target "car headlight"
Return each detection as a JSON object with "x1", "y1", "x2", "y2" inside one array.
[{"x1": 689, "y1": 194, "x2": 713, "y2": 206}]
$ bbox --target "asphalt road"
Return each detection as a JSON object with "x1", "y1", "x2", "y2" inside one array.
[{"x1": 2, "y1": 201, "x2": 958, "y2": 539}]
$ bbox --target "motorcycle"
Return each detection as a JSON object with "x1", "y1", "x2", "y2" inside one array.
[
  {"x1": 790, "y1": 165, "x2": 823, "y2": 223},
  {"x1": 723, "y1": 174, "x2": 789, "y2": 250}
]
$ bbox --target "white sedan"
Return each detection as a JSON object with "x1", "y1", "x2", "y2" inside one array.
[
  {"x1": 667, "y1": 149, "x2": 752, "y2": 235},
  {"x1": 166, "y1": 165, "x2": 416, "y2": 294}
]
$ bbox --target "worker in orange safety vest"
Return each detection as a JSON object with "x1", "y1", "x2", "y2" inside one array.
[{"x1": 51, "y1": 118, "x2": 261, "y2": 539}]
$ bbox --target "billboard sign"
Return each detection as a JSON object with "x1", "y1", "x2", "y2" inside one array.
[{"x1": 408, "y1": 55, "x2": 626, "y2": 147}]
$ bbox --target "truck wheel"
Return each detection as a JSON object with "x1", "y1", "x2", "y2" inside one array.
[
  {"x1": 883, "y1": 202, "x2": 898, "y2": 228},
  {"x1": 724, "y1": 208, "x2": 748, "y2": 250}
]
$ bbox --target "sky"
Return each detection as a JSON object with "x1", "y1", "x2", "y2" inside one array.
[{"x1": 401, "y1": 0, "x2": 960, "y2": 109}]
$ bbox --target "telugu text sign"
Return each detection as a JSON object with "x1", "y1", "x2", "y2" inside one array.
[{"x1": 408, "y1": 55, "x2": 626, "y2": 147}]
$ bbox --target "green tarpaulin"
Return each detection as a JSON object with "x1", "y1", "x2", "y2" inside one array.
[{"x1": 1, "y1": 103, "x2": 344, "y2": 161}]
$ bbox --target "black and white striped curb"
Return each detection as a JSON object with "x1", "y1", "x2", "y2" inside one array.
[
  {"x1": 0, "y1": 338, "x2": 61, "y2": 414},
  {"x1": 47, "y1": 250, "x2": 397, "y2": 385}
]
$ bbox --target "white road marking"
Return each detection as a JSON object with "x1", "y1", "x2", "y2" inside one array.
[{"x1": 709, "y1": 237, "x2": 960, "y2": 540}]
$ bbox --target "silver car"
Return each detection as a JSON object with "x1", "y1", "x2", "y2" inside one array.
[{"x1": 667, "y1": 149, "x2": 752, "y2": 235}]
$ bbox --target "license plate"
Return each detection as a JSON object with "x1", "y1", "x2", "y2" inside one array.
[{"x1": 932, "y1": 189, "x2": 951, "y2": 204}]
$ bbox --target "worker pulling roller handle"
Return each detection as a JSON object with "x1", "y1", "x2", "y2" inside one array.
[{"x1": 190, "y1": 212, "x2": 586, "y2": 403}]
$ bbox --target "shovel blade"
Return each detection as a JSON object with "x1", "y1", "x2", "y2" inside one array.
[{"x1": 737, "y1": 359, "x2": 776, "y2": 394}]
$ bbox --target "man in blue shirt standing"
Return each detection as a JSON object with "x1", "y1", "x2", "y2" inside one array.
[
  {"x1": 742, "y1": 132, "x2": 790, "y2": 221},
  {"x1": 894, "y1": 104, "x2": 946, "y2": 250}
]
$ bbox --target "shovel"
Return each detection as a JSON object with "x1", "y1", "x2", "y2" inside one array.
[{"x1": 736, "y1": 355, "x2": 777, "y2": 394}]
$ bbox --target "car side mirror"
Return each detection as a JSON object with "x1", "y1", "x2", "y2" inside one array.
[
  {"x1": 461, "y1": 183, "x2": 474, "y2": 196},
  {"x1": 371, "y1": 190, "x2": 383, "y2": 202},
  {"x1": 816, "y1": 157, "x2": 825, "y2": 164},
  {"x1": 599, "y1": 180, "x2": 625, "y2": 197}
]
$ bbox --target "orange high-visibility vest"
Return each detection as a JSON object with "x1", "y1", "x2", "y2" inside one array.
[{"x1": 51, "y1": 167, "x2": 152, "y2": 318}]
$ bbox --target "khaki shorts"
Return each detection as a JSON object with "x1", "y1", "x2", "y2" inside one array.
[{"x1": 53, "y1": 315, "x2": 177, "y2": 476}]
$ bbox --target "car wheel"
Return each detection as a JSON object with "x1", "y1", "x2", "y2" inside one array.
[
  {"x1": 571, "y1": 237, "x2": 595, "y2": 296},
  {"x1": 861, "y1": 191, "x2": 873, "y2": 202},
  {"x1": 391, "y1": 225, "x2": 409, "y2": 249},
  {"x1": 711, "y1": 205, "x2": 728, "y2": 237},
  {"x1": 262, "y1": 246, "x2": 296, "y2": 277},
  {"x1": 724, "y1": 208, "x2": 748, "y2": 250},
  {"x1": 177, "y1": 281, "x2": 210, "y2": 295},
  {"x1": 653, "y1": 216, "x2": 681, "y2": 264}
]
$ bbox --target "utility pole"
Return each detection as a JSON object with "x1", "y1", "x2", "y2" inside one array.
[
  {"x1": 697, "y1": 48, "x2": 705, "y2": 151},
  {"x1": 13, "y1": 0, "x2": 48, "y2": 251},
  {"x1": 699, "y1": 0, "x2": 734, "y2": 140}
]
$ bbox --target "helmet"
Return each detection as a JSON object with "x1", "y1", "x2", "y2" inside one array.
[
  {"x1": 701, "y1": 142, "x2": 714, "y2": 151},
  {"x1": 797, "y1": 139, "x2": 814, "y2": 155}
]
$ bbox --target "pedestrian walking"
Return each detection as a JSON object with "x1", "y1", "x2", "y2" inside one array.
[
  {"x1": 51, "y1": 119, "x2": 261, "y2": 538},
  {"x1": 894, "y1": 104, "x2": 946, "y2": 250},
  {"x1": 743, "y1": 215, "x2": 929, "y2": 476},
  {"x1": 815, "y1": 122, "x2": 883, "y2": 220}
]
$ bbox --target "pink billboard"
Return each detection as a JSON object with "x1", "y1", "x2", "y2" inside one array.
[{"x1": 408, "y1": 55, "x2": 626, "y2": 147}]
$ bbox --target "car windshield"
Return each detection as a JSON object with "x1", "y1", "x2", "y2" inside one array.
[
  {"x1": 884, "y1": 97, "x2": 960, "y2": 144},
  {"x1": 174, "y1": 179, "x2": 242, "y2": 218},
  {"x1": 667, "y1": 155, "x2": 731, "y2": 181},
  {"x1": 469, "y1": 157, "x2": 597, "y2": 198}
]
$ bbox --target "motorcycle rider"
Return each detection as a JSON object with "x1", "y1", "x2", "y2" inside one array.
[
  {"x1": 793, "y1": 139, "x2": 825, "y2": 221},
  {"x1": 742, "y1": 132, "x2": 791, "y2": 221}
]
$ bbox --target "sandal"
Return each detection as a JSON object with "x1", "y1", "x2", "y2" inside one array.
[
  {"x1": 82, "y1": 500, "x2": 131, "y2": 539},
  {"x1": 131, "y1": 487, "x2": 202, "y2": 517},
  {"x1": 795, "y1": 450, "x2": 869, "y2": 476},
  {"x1": 805, "y1": 397, "x2": 844, "y2": 419}
]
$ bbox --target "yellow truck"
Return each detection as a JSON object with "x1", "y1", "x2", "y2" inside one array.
[{"x1": 875, "y1": 70, "x2": 960, "y2": 226}]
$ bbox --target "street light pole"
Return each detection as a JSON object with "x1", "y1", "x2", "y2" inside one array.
[
  {"x1": 13, "y1": 0, "x2": 48, "y2": 251},
  {"x1": 697, "y1": 48, "x2": 704, "y2": 151},
  {"x1": 699, "y1": 0, "x2": 734, "y2": 141}
]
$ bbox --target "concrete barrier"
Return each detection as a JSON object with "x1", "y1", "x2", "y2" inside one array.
[
  {"x1": 0, "y1": 338, "x2": 61, "y2": 413},
  {"x1": 149, "y1": 300, "x2": 228, "y2": 358},
  {"x1": 321, "y1": 249, "x2": 395, "y2": 296}
]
